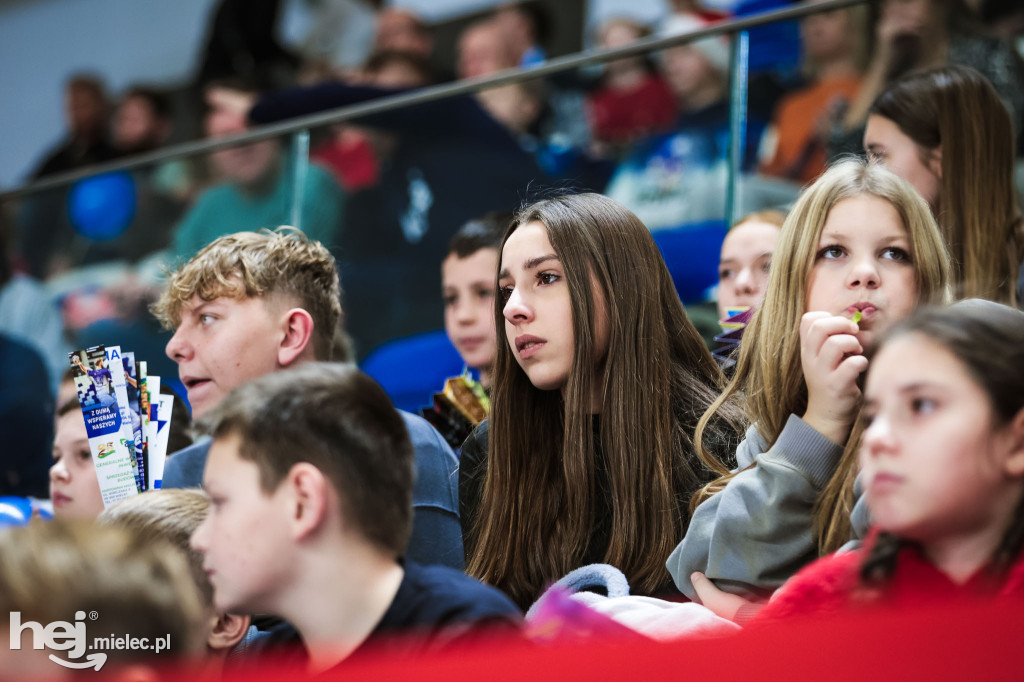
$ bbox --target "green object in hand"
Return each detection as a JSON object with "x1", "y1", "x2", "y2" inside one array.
[{"x1": 852, "y1": 310, "x2": 863, "y2": 324}]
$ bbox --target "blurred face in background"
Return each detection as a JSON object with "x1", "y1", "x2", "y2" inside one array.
[
  {"x1": 443, "y1": 247, "x2": 499, "y2": 385},
  {"x1": 801, "y1": 7, "x2": 854, "y2": 63},
  {"x1": 204, "y1": 86, "x2": 279, "y2": 189},
  {"x1": 864, "y1": 114, "x2": 942, "y2": 208},
  {"x1": 50, "y1": 410, "x2": 104, "y2": 520},
  {"x1": 114, "y1": 95, "x2": 168, "y2": 152},
  {"x1": 717, "y1": 219, "x2": 781, "y2": 319}
]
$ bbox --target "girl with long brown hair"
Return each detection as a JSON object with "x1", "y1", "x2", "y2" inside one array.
[
  {"x1": 459, "y1": 192, "x2": 741, "y2": 609},
  {"x1": 864, "y1": 64, "x2": 1023, "y2": 306},
  {"x1": 666, "y1": 159, "x2": 951, "y2": 601}
]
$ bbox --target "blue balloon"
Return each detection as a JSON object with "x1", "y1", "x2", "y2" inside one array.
[{"x1": 68, "y1": 171, "x2": 137, "y2": 241}]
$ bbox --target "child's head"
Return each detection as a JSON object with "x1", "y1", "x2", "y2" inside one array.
[
  {"x1": 866, "y1": 65, "x2": 1020, "y2": 304},
  {"x1": 759, "y1": 158, "x2": 949, "y2": 351},
  {"x1": 659, "y1": 14, "x2": 729, "y2": 105},
  {"x1": 860, "y1": 300, "x2": 1024, "y2": 577},
  {"x1": 154, "y1": 229, "x2": 342, "y2": 418},
  {"x1": 703, "y1": 158, "x2": 950, "y2": 453},
  {"x1": 717, "y1": 209, "x2": 786, "y2": 319},
  {"x1": 497, "y1": 192, "x2": 715, "y2": 407},
  {"x1": 799, "y1": 3, "x2": 869, "y2": 76},
  {"x1": 99, "y1": 489, "x2": 252, "y2": 657},
  {"x1": 442, "y1": 213, "x2": 509, "y2": 386},
  {"x1": 191, "y1": 363, "x2": 413, "y2": 616},
  {"x1": 479, "y1": 193, "x2": 725, "y2": 606},
  {"x1": 49, "y1": 398, "x2": 103, "y2": 520},
  {"x1": 0, "y1": 520, "x2": 203, "y2": 678}
]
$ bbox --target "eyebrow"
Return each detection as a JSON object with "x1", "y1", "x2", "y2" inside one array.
[
  {"x1": 865, "y1": 381, "x2": 946, "y2": 402},
  {"x1": 720, "y1": 252, "x2": 772, "y2": 265},
  {"x1": 498, "y1": 253, "x2": 560, "y2": 279}
]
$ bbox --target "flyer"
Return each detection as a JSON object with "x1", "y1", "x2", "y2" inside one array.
[
  {"x1": 148, "y1": 392, "x2": 174, "y2": 491},
  {"x1": 104, "y1": 346, "x2": 143, "y2": 492},
  {"x1": 68, "y1": 347, "x2": 140, "y2": 506},
  {"x1": 121, "y1": 351, "x2": 146, "y2": 489}
]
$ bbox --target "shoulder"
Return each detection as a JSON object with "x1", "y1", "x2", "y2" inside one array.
[
  {"x1": 399, "y1": 411, "x2": 457, "y2": 463},
  {"x1": 391, "y1": 562, "x2": 521, "y2": 628},
  {"x1": 398, "y1": 410, "x2": 458, "y2": 501},
  {"x1": 162, "y1": 440, "x2": 212, "y2": 489}
]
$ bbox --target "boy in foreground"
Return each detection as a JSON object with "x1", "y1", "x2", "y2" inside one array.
[
  {"x1": 191, "y1": 363, "x2": 520, "y2": 672},
  {"x1": 154, "y1": 229, "x2": 463, "y2": 569}
]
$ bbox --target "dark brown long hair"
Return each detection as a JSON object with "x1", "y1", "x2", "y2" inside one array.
[
  {"x1": 859, "y1": 300, "x2": 1024, "y2": 586},
  {"x1": 870, "y1": 65, "x2": 1022, "y2": 306},
  {"x1": 466, "y1": 193, "x2": 741, "y2": 607}
]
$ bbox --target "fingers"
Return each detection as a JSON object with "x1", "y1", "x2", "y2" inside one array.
[
  {"x1": 800, "y1": 312, "x2": 861, "y2": 358},
  {"x1": 691, "y1": 572, "x2": 753, "y2": 622}
]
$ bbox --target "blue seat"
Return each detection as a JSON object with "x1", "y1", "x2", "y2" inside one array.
[
  {"x1": 361, "y1": 330, "x2": 466, "y2": 414},
  {"x1": 651, "y1": 220, "x2": 728, "y2": 304}
]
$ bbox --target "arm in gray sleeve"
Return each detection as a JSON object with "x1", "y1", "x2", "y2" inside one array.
[{"x1": 666, "y1": 414, "x2": 843, "y2": 599}]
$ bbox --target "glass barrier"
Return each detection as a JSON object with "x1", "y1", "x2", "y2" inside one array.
[{"x1": 0, "y1": 0, "x2": 865, "y2": 407}]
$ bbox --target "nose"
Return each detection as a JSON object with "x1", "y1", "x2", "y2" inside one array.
[
  {"x1": 846, "y1": 254, "x2": 880, "y2": 289},
  {"x1": 165, "y1": 325, "x2": 192, "y2": 363},
  {"x1": 502, "y1": 286, "x2": 533, "y2": 325},
  {"x1": 861, "y1": 413, "x2": 895, "y2": 460},
  {"x1": 734, "y1": 266, "x2": 757, "y2": 295},
  {"x1": 50, "y1": 457, "x2": 69, "y2": 484},
  {"x1": 454, "y1": 299, "x2": 476, "y2": 326},
  {"x1": 190, "y1": 515, "x2": 210, "y2": 553}
]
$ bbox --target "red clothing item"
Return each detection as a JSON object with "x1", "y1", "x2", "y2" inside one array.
[
  {"x1": 311, "y1": 128, "x2": 380, "y2": 191},
  {"x1": 759, "y1": 75, "x2": 861, "y2": 184},
  {"x1": 753, "y1": 530, "x2": 1024, "y2": 624},
  {"x1": 587, "y1": 74, "x2": 678, "y2": 145}
]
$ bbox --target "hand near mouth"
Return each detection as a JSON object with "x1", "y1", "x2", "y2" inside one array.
[{"x1": 799, "y1": 311, "x2": 868, "y2": 445}]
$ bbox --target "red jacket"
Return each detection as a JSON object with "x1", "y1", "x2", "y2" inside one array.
[{"x1": 752, "y1": 530, "x2": 1024, "y2": 623}]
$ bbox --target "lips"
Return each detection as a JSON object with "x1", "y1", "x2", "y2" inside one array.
[
  {"x1": 515, "y1": 334, "x2": 546, "y2": 359},
  {"x1": 846, "y1": 302, "x2": 877, "y2": 320},
  {"x1": 869, "y1": 471, "x2": 903, "y2": 493},
  {"x1": 457, "y1": 336, "x2": 487, "y2": 351},
  {"x1": 51, "y1": 491, "x2": 72, "y2": 507},
  {"x1": 182, "y1": 375, "x2": 212, "y2": 392}
]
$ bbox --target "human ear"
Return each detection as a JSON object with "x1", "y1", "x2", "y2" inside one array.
[
  {"x1": 1002, "y1": 407, "x2": 1024, "y2": 478},
  {"x1": 278, "y1": 308, "x2": 315, "y2": 367},
  {"x1": 207, "y1": 612, "x2": 252, "y2": 651},
  {"x1": 929, "y1": 146, "x2": 942, "y2": 179},
  {"x1": 287, "y1": 463, "x2": 328, "y2": 539}
]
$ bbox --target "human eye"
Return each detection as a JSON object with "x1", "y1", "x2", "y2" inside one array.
[
  {"x1": 537, "y1": 271, "x2": 561, "y2": 286},
  {"x1": 719, "y1": 267, "x2": 734, "y2": 280},
  {"x1": 442, "y1": 292, "x2": 458, "y2": 308},
  {"x1": 475, "y1": 285, "x2": 494, "y2": 301},
  {"x1": 760, "y1": 259, "x2": 772, "y2": 274},
  {"x1": 498, "y1": 283, "x2": 514, "y2": 303},
  {"x1": 910, "y1": 397, "x2": 936, "y2": 415},
  {"x1": 198, "y1": 313, "x2": 216, "y2": 326},
  {"x1": 866, "y1": 147, "x2": 887, "y2": 164},
  {"x1": 52, "y1": 449, "x2": 63, "y2": 464},
  {"x1": 816, "y1": 244, "x2": 846, "y2": 260},
  {"x1": 881, "y1": 246, "x2": 911, "y2": 263},
  {"x1": 76, "y1": 447, "x2": 92, "y2": 463}
]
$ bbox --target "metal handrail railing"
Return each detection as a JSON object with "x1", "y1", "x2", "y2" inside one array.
[{"x1": 0, "y1": 0, "x2": 866, "y2": 202}]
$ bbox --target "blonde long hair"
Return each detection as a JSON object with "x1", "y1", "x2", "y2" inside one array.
[{"x1": 692, "y1": 159, "x2": 952, "y2": 516}]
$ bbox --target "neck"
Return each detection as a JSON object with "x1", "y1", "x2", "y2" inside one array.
[
  {"x1": 478, "y1": 368, "x2": 492, "y2": 390},
  {"x1": 922, "y1": 488, "x2": 1023, "y2": 585},
  {"x1": 277, "y1": 539, "x2": 404, "y2": 673}
]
